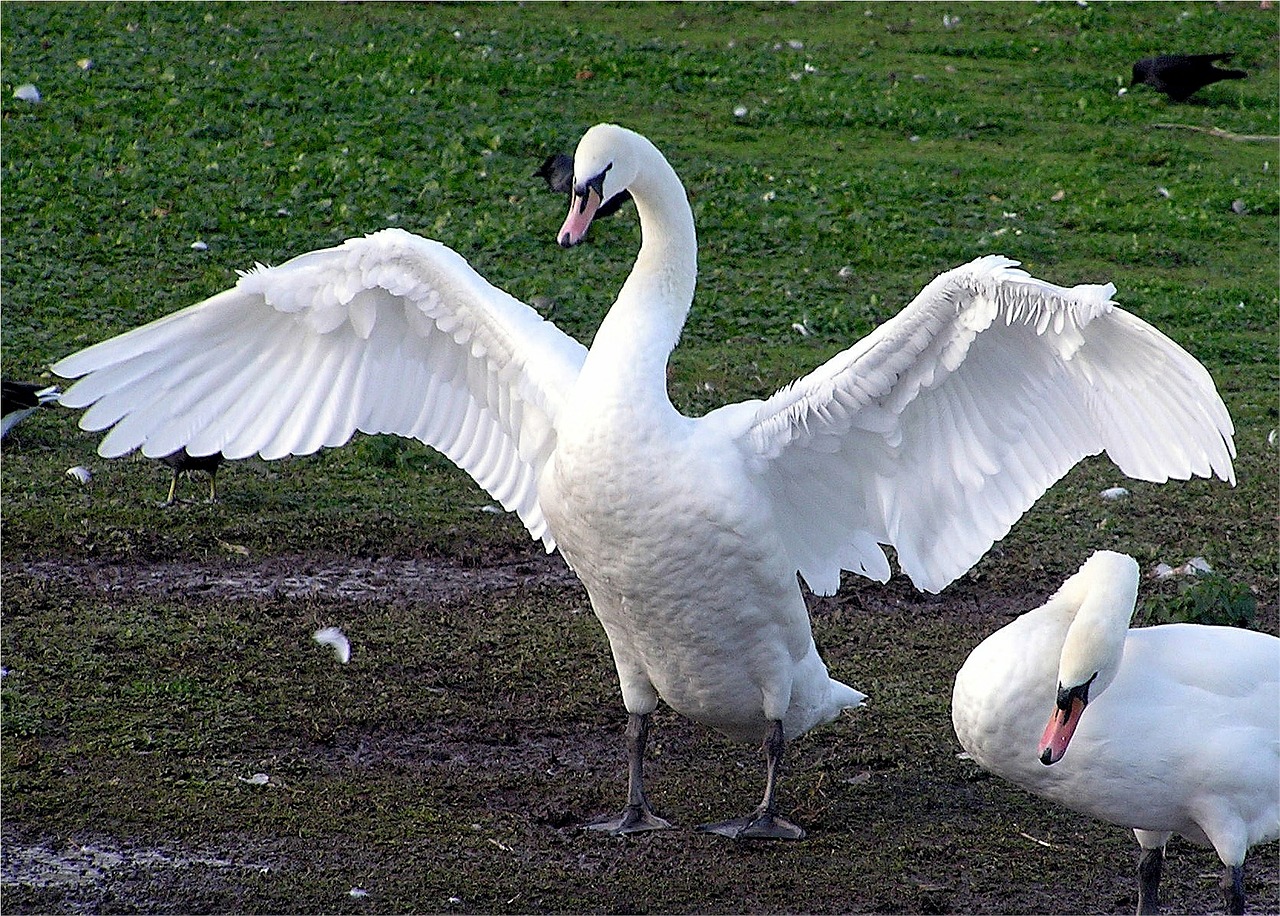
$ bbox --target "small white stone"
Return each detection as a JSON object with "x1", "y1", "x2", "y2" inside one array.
[{"x1": 1181, "y1": 556, "x2": 1212, "y2": 576}]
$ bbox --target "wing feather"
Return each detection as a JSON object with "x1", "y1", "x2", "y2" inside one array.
[
  {"x1": 54, "y1": 228, "x2": 587, "y2": 548},
  {"x1": 739, "y1": 256, "x2": 1235, "y2": 594}
]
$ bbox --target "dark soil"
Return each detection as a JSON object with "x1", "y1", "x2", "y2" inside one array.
[{"x1": 2, "y1": 548, "x2": 1276, "y2": 915}]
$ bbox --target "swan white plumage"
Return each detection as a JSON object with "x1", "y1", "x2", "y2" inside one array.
[
  {"x1": 952, "y1": 551, "x2": 1279, "y2": 913},
  {"x1": 53, "y1": 123, "x2": 1236, "y2": 839}
]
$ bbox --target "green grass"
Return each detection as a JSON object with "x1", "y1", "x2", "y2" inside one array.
[{"x1": 2, "y1": 3, "x2": 1277, "y2": 913}]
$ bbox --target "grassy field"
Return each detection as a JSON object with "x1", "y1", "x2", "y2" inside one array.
[{"x1": 2, "y1": 3, "x2": 1277, "y2": 913}]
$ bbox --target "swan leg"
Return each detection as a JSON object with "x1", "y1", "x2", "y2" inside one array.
[
  {"x1": 206, "y1": 470, "x2": 218, "y2": 504},
  {"x1": 1134, "y1": 829, "x2": 1170, "y2": 915},
  {"x1": 585, "y1": 712, "x2": 673, "y2": 835},
  {"x1": 1136, "y1": 845, "x2": 1163, "y2": 915},
  {"x1": 698, "y1": 719, "x2": 805, "y2": 841},
  {"x1": 1221, "y1": 864, "x2": 1245, "y2": 916}
]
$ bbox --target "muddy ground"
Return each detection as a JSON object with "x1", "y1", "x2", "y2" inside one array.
[{"x1": 2, "y1": 546, "x2": 1277, "y2": 915}]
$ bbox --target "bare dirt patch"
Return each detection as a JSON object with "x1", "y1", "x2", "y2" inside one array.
[
  {"x1": 3, "y1": 551, "x2": 1276, "y2": 915},
  {"x1": 15, "y1": 550, "x2": 579, "y2": 606}
]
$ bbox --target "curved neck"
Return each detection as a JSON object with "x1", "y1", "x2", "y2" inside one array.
[
  {"x1": 581, "y1": 140, "x2": 697, "y2": 408},
  {"x1": 1055, "y1": 556, "x2": 1138, "y2": 696}
]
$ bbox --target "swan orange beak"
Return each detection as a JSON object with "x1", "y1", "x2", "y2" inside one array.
[
  {"x1": 558, "y1": 187, "x2": 603, "y2": 248},
  {"x1": 1038, "y1": 694, "x2": 1086, "y2": 765}
]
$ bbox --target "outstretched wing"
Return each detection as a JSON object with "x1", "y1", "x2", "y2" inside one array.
[
  {"x1": 53, "y1": 227, "x2": 587, "y2": 548},
  {"x1": 736, "y1": 255, "x2": 1235, "y2": 595}
]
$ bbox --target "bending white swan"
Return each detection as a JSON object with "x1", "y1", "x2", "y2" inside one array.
[
  {"x1": 53, "y1": 123, "x2": 1236, "y2": 839},
  {"x1": 952, "y1": 551, "x2": 1279, "y2": 914}
]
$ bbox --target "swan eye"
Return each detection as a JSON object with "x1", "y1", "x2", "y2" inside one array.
[
  {"x1": 1055, "y1": 671, "x2": 1098, "y2": 711},
  {"x1": 575, "y1": 163, "x2": 613, "y2": 212}
]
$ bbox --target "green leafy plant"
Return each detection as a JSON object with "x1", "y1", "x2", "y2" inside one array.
[{"x1": 1141, "y1": 572, "x2": 1258, "y2": 627}]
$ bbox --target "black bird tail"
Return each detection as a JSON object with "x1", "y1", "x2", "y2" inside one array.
[{"x1": 1196, "y1": 52, "x2": 1248, "y2": 77}]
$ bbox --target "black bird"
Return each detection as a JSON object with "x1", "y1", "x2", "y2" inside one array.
[
  {"x1": 537, "y1": 153, "x2": 632, "y2": 219},
  {"x1": 159, "y1": 448, "x2": 225, "y2": 505},
  {"x1": 1130, "y1": 53, "x2": 1247, "y2": 102},
  {"x1": 2, "y1": 380, "x2": 60, "y2": 439}
]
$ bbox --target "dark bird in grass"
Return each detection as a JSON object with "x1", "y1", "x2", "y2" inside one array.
[
  {"x1": 537, "y1": 153, "x2": 632, "y2": 219},
  {"x1": 2, "y1": 380, "x2": 61, "y2": 439},
  {"x1": 159, "y1": 448, "x2": 225, "y2": 505},
  {"x1": 1130, "y1": 53, "x2": 1247, "y2": 102}
]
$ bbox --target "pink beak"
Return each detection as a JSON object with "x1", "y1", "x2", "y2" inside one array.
[
  {"x1": 558, "y1": 188, "x2": 603, "y2": 247},
  {"x1": 1038, "y1": 694, "x2": 1086, "y2": 765}
]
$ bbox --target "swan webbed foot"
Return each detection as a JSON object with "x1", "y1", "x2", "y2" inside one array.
[
  {"x1": 587, "y1": 711, "x2": 672, "y2": 837},
  {"x1": 699, "y1": 719, "x2": 805, "y2": 841},
  {"x1": 1221, "y1": 863, "x2": 1245, "y2": 916},
  {"x1": 697, "y1": 809, "x2": 805, "y2": 841},
  {"x1": 585, "y1": 803, "x2": 673, "y2": 836}
]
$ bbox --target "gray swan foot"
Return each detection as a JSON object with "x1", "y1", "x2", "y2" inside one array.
[
  {"x1": 697, "y1": 809, "x2": 805, "y2": 841},
  {"x1": 585, "y1": 803, "x2": 673, "y2": 836}
]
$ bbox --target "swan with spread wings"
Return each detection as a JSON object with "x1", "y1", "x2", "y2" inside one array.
[{"x1": 54, "y1": 123, "x2": 1235, "y2": 840}]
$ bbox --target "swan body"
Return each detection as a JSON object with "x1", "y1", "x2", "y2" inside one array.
[
  {"x1": 952, "y1": 551, "x2": 1280, "y2": 913},
  {"x1": 53, "y1": 124, "x2": 1236, "y2": 838}
]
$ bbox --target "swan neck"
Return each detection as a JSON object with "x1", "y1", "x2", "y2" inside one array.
[
  {"x1": 630, "y1": 174, "x2": 697, "y2": 315},
  {"x1": 621, "y1": 148, "x2": 697, "y2": 339},
  {"x1": 1055, "y1": 558, "x2": 1138, "y2": 696},
  {"x1": 585, "y1": 141, "x2": 697, "y2": 402}
]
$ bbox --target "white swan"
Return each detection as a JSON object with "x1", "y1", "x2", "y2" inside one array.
[
  {"x1": 53, "y1": 123, "x2": 1236, "y2": 839},
  {"x1": 952, "y1": 551, "x2": 1279, "y2": 913}
]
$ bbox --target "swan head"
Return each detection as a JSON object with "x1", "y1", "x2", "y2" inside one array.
[
  {"x1": 1037, "y1": 550, "x2": 1139, "y2": 766},
  {"x1": 558, "y1": 123, "x2": 643, "y2": 248}
]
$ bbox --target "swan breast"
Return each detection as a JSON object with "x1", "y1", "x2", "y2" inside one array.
[{"x1": 540, "y1": 418, "x2": 828, "y2": 742}]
